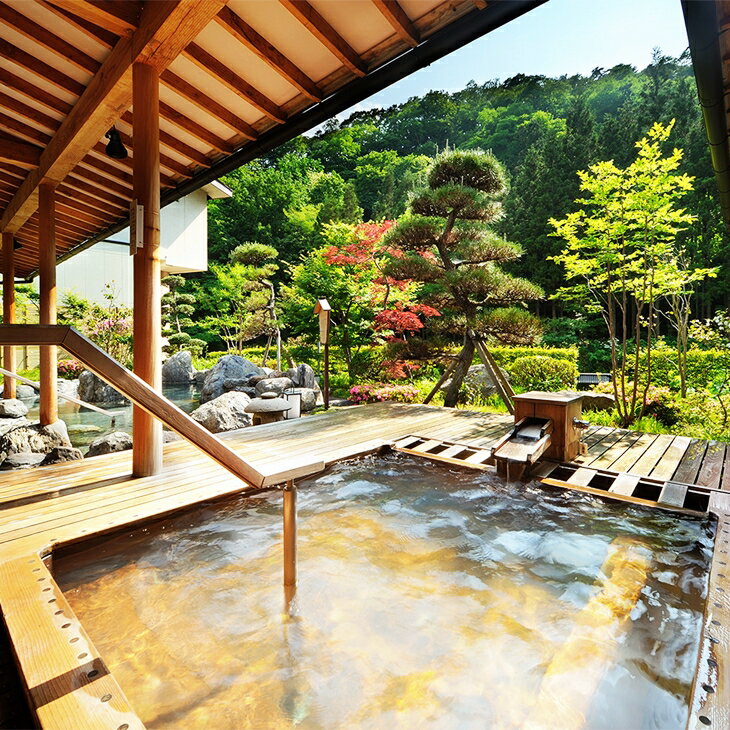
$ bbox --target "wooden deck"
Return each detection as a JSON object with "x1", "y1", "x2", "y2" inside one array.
[{"x1": 0, "y1": 402, "x2": 729, "y2": 729}]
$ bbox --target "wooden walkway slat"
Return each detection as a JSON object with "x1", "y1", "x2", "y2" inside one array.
[
  {"x1": 650, "y1": 435, "x2": 691, "y2": 482},
  {"x1": 697, "y1": 441, "x2": 727, "y2": 489},
  {"x1": 673, "y1": 438, "x2": 708, "y2": 484},
  {"x1": 629, "y1": 433, "x2": 674, "y2": 477},
  {"x1": 607, "y1": 433, "x2": 658, "y2": 474}
]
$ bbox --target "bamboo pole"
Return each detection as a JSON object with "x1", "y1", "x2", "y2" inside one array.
[
  {"x1": 1, "y1": 231, "x2": 15, "y2": 399},
  {"x1": 132, "y1": 62, "x2": 163, "y2": 476},
  {"x1": 39, "y1": 183, "x2": 58, "y2": 425}
]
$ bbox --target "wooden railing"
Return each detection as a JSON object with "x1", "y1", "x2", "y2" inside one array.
[{"x1": 0, "y1": 325, "x2": 325, "y2": 488}]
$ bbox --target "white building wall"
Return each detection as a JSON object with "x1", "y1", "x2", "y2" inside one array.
[{"x1": 41, "y1": 188, "x2": 210, "y2": 308}]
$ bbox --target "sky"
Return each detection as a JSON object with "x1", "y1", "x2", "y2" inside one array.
[{"x1": 347, "y1": 0, "x2": 690, "y2": 114}]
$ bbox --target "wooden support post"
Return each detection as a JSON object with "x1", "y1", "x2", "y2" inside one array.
[
  {"x1": 39, "y1": 183, "x2": 57, "y2": 425},
  {"x1": 1, "y1": 231, "x2": 15, "y2": 399},
  {"x1": 132, "y1": 62, "x2": 163, "y2": 476},
  {"x1": 283, "y1": 480, "x2": 297, "y2": 589}
]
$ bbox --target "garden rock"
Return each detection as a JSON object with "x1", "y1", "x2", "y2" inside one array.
[
  {"x1": 0, "y1": 419, "x2": 72, "y2": 457},
  {"x1": 299, "y1": 388, "x2": 318, "y2": 412},
  {"x1": 285, "y1": 364, "x2": 319, "y2": 391},
  {"x1": 78, "y1": 371, "x2": 127, "y2": 404},
  {"x1": 163, "y1": 350, "x2": 195, "y2": 384},
  {"x1": 16, "y1": 384, "x2": 36, "y2": 400},
  {"x1": 41, "y1": 446, "x2": 84, "y2": 465},
  {"x1": 442, "y1": 364, "x2": 509, "y2": 399},
  {"x1": 254, "y1": 377, "x2": 293, "y2": 396},
  {"x1": 193, "y1": 369, "x2": 210, "y2": 388},
  {"x1": 200, "y1": 356, "x2": 265, "y2": 403},
  {"x1": 0, "y1": 417, "x2": 30, "y2": 437},
  {"x1": 57, "y1": 378, "x2": 79, "y2": 400},
  {"x1": 1, "y1": 452, "x2": 45, "y2": 470},
  {"x1": 163, "y1": 431, "x2": 181, "y2": 443},
  {"x1": 0, "y1": 398, "x2": 28, "y2": 418},
  {"x1": 582, "y1": 392, "x2": 615, "y2": 412},
  {"x1": 87, "y1": 431, "x2": 133, "y2": 457},
  {"x1": 191, "y1": 391, "x2": 252, "y2": 433}
]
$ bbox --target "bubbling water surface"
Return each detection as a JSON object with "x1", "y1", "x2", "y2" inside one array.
[{"x1": 56, "y1": 453, "x2": 714, "y2": 730}]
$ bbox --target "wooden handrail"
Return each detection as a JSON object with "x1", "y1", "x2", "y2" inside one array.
[{"x1": 0, "y1": 325, "x2": 325, "y2": 488}]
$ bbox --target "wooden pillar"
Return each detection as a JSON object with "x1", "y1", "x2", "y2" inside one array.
[
  {"x1": 132, "y1": 62, "x2": 162, "y2": 476},
  {"x1": 39, "y1": 183, "x2": 58, "y2": 425},
  {"x1": 2, "y1": 231, "x2": 15, "y2": 399}
]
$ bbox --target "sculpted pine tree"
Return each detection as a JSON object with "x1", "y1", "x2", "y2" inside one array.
[{"x1": 383, "y1": 149, "x2": 543, "y2": 407}]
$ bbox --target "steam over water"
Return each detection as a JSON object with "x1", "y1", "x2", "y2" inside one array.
[{"x1": 57, "y1": 453, "x2": 713, "y2": 729}]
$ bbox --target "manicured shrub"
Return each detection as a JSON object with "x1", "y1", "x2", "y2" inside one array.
[
  {"x1": 488, "y1": 345, "x2": 578, "y2": 369},
  {"x1": 57, "y1": 359, "x2": 84, "y2": 379},
  {"x1": 509, "y1": 355, "x2": 578, "y2": 392},
  {"x1": 349, "y1": 383, "x2": 419, "y2": 404}
]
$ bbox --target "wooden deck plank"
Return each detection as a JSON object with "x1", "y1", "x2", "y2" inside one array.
[
  {"x1": 697, "y1": 441, "x2": 727, "y2": 489},
  {"x1": 608, "y1": 473, "x2": 640, "y2": 496},
  {"x1": 673, "y1": 439, "x2": 708, "y2": 484},
  {"x1": 586, "y1": 430, "x2": 643, "y2": 469},
  {"x1": 629, "y1": 434, "x2": 675, "y2": 477},
  {"x1": 606, "y1": 433, "x2": 658, "y2": 474},
  {"x1": 658, "y1": 481, "x2": 688, "y2": 508},
  {"x1": 650, "y1": 435, "x2": 691, "y2": 482},
  {"x1": 567, "y1": 467, "x2": 596, "y2": 486}
]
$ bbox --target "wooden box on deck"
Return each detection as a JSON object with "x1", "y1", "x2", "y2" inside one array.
[{"x1": 513, "y1": 392, "x2": 584, "y2": 462}]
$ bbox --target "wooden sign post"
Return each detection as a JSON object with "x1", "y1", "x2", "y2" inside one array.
[{"x1": 314, "y1": 298, "x2": 331, "y2": 409}]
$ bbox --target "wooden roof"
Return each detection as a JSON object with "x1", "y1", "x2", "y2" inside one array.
[{"x1": 0, "y1": 0, "x2": 545, "y2": 279}]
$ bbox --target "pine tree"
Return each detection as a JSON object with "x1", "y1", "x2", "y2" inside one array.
[
  {"x1": 383, "y1": 149, "x2": 543, "y2": 406},
  {"x1": 161, "y1": 275, "x2": 206, "y2": 356}
]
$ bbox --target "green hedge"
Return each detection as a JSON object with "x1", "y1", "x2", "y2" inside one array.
[
  {"x1": 486, "y1": 346, "x2": 579, "y2": 368},
  {"x1": 636, "y1": 348, "x2": 729, "y2": 390}
]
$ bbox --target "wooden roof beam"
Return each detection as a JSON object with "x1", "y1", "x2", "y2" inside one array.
[
  {"x1": 0, "y1": 69, "x2": 73, "y2": 117},
  {"x1": 39, "y1": 1, "x2": 120, "y2": 47},
  {"x1": 160, "y1": 70, "x2": 257, "y2": 140},
  {"x1": 184, "y1": 43, "x2": 287, "y2": 123},
  {"x1": 214, "y1": 7, "x2": 323, "y2": 101},
  {"x1": 0, "y1": 134, "x2": 41, "y2": 169},
  {"x1": 44, "y1": 0, "x2": 142, "y2": 37},
  {"x1": 0, "y1": 2, "x2": 101, "y2": 74},
  {"x1": 372, "y1": 0, "x2": 420, "y2": 47},
  {"x1": 279, "y1": 0, "x2": 367, "y2": 77},
  {"x1": 0, "y1": 0, "x2": 228, "y2": 234}
]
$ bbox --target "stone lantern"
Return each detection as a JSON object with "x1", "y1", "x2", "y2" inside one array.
[{"x1": 245, "y1": 391, "x2": 292, "y2": 426}]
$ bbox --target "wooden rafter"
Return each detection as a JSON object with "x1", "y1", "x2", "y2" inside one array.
[
  {"x1": 44, "y1": 0, "x2": 142, "y2": 37},
  {"x1": 38, "y1": 0, "x2": 120, "y2": 47},
  {"x1": 0, "y1": 134, "x2": 41, "y2": 169},
  {"x1": 160, "y1": 70, "x2": 258, "y2": 140},
  {"x1": 0, "y1": 0, "x2": 227, "y2": 234},
  {"x1": 372, "y1": 0, "x2": 420, "y2": 47},
  {"x1": 279, "y1": 0, "x2": 367, "y2": 77},
  {"x1": 0, "y1": 2, "x2": 101, "y2": 74},
  {"x1": 214, "y1": 6, "x2": 323, "y2": 101},
  {"x1": 184, "y1": 43, "x2": 287, "y2": 123},
  {"x1": 0, "y1": 69, "x2": 73, "y2": 117}
]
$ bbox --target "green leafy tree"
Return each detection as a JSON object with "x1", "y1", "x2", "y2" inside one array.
[
  {"x1": 551, "y1": 121, "x2": 713, "y2": 425},
  {"x1": 196, "y1": 243, "x2": 280, "y2": 358},
  {"x1": 384, "y1": 149, "x2": 543, "y2": 406}
]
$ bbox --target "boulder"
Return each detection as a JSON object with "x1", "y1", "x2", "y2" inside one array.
[
  {"x1": 285, "y1": 364, "x2": 319, "y2": 391},
  {"x1": 57, "y1": 378, "x2": 79, "y2": 400},
  {"x1": 254, "y1": 377, "x2": 293, "y2": 396},
  {"x1": 193, "y1": 369, "x2": 210, "y2": 388},
  {"x1": 0, "y1": 453, "x2": 45, "y2": 470},
  {"x1": 442, "y1": 364, "x2": 510, "y2": 399},
  {"x1": 78, "y1": 371, "x2": 127, "y2": 405},
  {"x1": 299, "y1": 388, "x2": 318, "y2": 412},
  {"x1": 41, "y1": 446, "x2": 84, "y2": 465},
  {"x1": 16, "y1": 384, "x2": 37, "y2": 400},
  {"x1": 162, "y1": 350, "x2": 195, "y2": 384},
  {"x1": 0, "y1": 417, "x2": 31, "y2": 437},
  {"x1": 0, "y1": 419, "x2": 71, "y2": 457},
  {"x1": 163, "y1": 430, "x2": 181, "y2": 443},
  {"x1": 191, "y1": 391, "x2": 253, "y2": 433},
  {"x1": 0, "y1": 398, "x2": 28, "y2": 418},
  {"x1": 87, "y1": 431, "x2": 133, "y2": 457},
  {"x1": 200, "y1": 356, "x2": 265, "y2": 403},
  {"x1": 582, "y1": 392, "x2": 615, "y2": 412}
]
